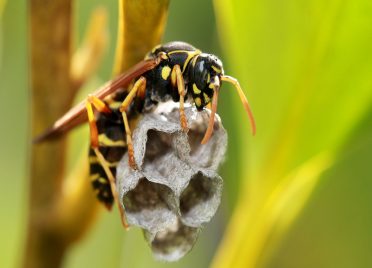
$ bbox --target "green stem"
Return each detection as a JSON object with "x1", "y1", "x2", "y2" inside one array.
[{"x1": 113, "y1": 0, "x2": 169, "y2": 73}]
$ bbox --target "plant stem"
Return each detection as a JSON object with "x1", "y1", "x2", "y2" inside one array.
[
  {"x1": 24, "y1": 1, "x2": 75, "y2": 267},
  {"x1": 113, "y1": 0, "x2": 169, "y2": 73}
]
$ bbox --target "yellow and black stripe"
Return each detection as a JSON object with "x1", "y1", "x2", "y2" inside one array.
[{"x1": 89, "y1": 91, "x2": 129, "y2": 209}]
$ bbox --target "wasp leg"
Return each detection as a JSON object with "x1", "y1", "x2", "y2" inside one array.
[
  {"x1": 119, "y1": 76, "x2": 147, "y2": 169},
  {"x1": 85, "y1": 95, "x2": 112, "y2": 147},
  {"x1": 85, "y1": 98, "x2": 129, "y2": 229},
  {"x1": 93, "y1": 148, "x2": 129, "y2": 229},
  {"x1": 171, "y1": 64, "x2": 188, "y2": 131}
]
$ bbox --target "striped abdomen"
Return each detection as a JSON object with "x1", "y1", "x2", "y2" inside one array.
[{"x1": 89, "y1": 94, "x2": 128, "y2": 209}]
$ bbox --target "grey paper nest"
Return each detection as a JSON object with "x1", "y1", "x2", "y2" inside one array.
[{"x1": 117, "y1": 103, "x2": 227, "y2": 261}]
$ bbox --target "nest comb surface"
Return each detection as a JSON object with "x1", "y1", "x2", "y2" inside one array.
[{"x1": 117, "y1": 103, "x2": 227, "y2": 261}]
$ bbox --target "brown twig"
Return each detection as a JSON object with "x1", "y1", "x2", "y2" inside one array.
[
  {"x1": 24, "y1": 2, "x2": 102, "y2": 267},
  {"x1": 24, "y1": 1, "x2": 74, "y2": 267}
]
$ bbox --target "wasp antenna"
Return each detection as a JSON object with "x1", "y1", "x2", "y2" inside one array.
[
  {"x1": 201, "y1": 86, "x2": 219, "y2": 145},
  {"x1": 221, "y1": 75, "x2": 256, "y2": 135}
]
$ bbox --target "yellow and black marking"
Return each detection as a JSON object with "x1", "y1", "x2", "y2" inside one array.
[
  {"x1": 89, "y1": 91, "x2": 130, "y2": 208},
  {"x1": 161, "y1": 65, "x2": 171, "y2": 80}
]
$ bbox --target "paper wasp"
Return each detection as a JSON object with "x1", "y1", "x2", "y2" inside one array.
[{"x1": 35, "y1": 41, "x2": 256, "y2": 227}]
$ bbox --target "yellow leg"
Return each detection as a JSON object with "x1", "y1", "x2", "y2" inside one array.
[
  {"x1": 85, "y1": 101, "x2": 99, "y2": 148},
  {"x1": 119, "y1": 76, "x2": 147, "y2": 169},
  {"x1": 85, "y1": 97, "x2": 128, "y2": 228},
  {"x1": 122, "y1": 111, "x2": 136, "y2": 169},
  {"x1": 93, "y1": 148, "x2": 129, "y2": 229},
  {"x1": 88, "y1": 94, "x2": 112, "y2": 114},
  {"x1": 171, "y1": 65, "x2": 188, "y2": 131},
  {"x1": 85, "y1": 96, "x2": 111, "y2": 148}
]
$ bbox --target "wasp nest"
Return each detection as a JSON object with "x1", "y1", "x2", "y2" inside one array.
[{"x1": 117, "y1": 103, "x2": 227, "y2": 261}]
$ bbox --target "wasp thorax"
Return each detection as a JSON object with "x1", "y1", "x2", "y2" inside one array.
[{"x1": 188, "y1": 54, "x2": 224, "y2": 110}]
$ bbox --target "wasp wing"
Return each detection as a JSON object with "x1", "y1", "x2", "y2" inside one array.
[{"x1": 34, "y1": 58, "x2": 159, "y2": 143}]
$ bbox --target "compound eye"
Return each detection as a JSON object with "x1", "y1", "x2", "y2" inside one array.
[
  {"x1": 195, "y1": 61, "x2": 208, "y2": 89},
  {"x1": 201, "y1": 69, "x2": 209, "y2": 85}
]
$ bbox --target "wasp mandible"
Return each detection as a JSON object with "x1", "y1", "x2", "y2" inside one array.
[{"x1": 35, "y1": 41, "x2": 256, "y2": 227}]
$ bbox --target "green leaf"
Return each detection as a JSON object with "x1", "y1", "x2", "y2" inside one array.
[
  {"x1": 212, "y1": 0, "x2": 372, "y2": 266},
  {"x1": 266, "y1": 111, "x2": 372, "y2": 268},
  {"x1": 0, "y1": 0, "x2": 5, "y2": 16}
]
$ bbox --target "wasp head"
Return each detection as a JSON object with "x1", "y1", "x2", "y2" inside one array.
[
  {"x1": 188, "y1": 53, "x2": 256, "y2": 144},
  {"x1": 188, "y1": 53, "x2": 224, "y2": 110}
]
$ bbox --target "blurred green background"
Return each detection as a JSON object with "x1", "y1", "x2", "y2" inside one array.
[{"x1": 1, "y1": 0, "x2": 372, "y2": 267}]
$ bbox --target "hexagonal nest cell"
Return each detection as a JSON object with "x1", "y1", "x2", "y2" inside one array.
[
  {"x1": 124, "y1": 178, "x2": 171, "y2": 213},
  {"x1": 116, "y1": 103, "x2": 227, "y2": 261},
  {"x1": 145, "y1": 219, "x2": 200, "y2": 262},
  {"x1": 179, "y1": 172, "x2": 222, "y2": 227}
]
